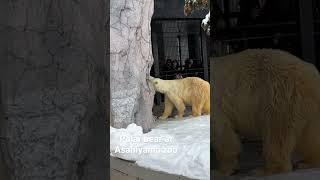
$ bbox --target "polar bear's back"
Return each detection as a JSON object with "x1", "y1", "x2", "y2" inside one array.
[
  {"x1": 212, "y1": 48, "x2": 320, "y2": 136},
  {"x1": 178, "y1": 77, "x2": 210, "y2": 106}
]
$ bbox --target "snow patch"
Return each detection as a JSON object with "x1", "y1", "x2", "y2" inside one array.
[
  {"x1": 110, "y1": 115, "x2": 210, "y2": 180},
  {"x1": 202, "y1": 12, "x2": 210, "y2": 26},
  {"x1": 201, "y1": 12, "x2": 210, "y2": 35}
]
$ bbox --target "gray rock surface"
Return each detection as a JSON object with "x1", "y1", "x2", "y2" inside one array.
[
  {"x1": 1, "y1": 0, "x2": 108, "y2": 179},
  {"x1": 110, "y1": 0, "x2": 156, "y2": 132}
]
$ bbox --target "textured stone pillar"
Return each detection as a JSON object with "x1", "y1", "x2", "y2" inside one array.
[
  {"x1": 1, "y1": 1, "x2": 108, "y2": 179},
  {"x1": 0, "y1": 0, "x2": 9, "y2": 179},
  {"x1": 110, "y1": 0, "x2": 156, "y2": 132}
]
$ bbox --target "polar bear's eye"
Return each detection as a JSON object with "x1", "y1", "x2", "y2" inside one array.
[{"x1": 154, "y1": 82, "x2": 158, "y2": 84}]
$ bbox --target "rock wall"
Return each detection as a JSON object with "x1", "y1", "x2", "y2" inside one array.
[
  {"x1": 1, "y1": 0, "x2": 108, "y2": 179},
  {"x1": 0, "y1": 0, "x2": 9, "y2": 179},
  {"x1": 110, "y1": 0, "x2": 156, "y2": 132}
]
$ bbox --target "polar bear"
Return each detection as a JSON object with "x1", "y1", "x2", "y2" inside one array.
[
  {"x1": 148, "y1": 76, "x2": 210, "y2": 119},
  {"x1": 212, "y1": 49, "x2": 320, "y2": 176}
]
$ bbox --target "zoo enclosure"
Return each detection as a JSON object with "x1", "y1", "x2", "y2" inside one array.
[
  {"x1": 211, "y1": 0, "x2": 320, "y2": 68},
  {"x1": 151, "y1": 18, "x2": 210, "y2": 104}
]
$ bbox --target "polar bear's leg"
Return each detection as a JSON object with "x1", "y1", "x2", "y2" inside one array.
[
  {"x1": 159, "y1": 95, "x2": 174, "y2": 120},
  {"x1": 192, "y1": 103, "x2": 202, "y2": 117},
  {"x1": 203, "y1": 99, "x2": 210, "y2": 115},
  {"x1": 214, "y1": 112, "x2": 241, "y2": 175},
  {"x1": 261, "y1": 113, "x2": 295, "y2": 175},
  {"x1": 175, "y1": 100, "x2": 186, "y2": 118},
  {"x1": 167, "y1": 93, "x2": 185, "y2": 118},
  {"x1": 261, "y1": 138, "x2": 294, "y2": 176},
  {"x1": 191, "y1": 96, "x2": 206, "y2": 117},
  {"x1": 296, "y1": 121, "x2": 320, "y2": 169}
]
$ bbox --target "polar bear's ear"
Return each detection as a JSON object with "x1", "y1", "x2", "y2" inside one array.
[{"x1": 146, "y1": 76, "x2": 155, "y2": 81}]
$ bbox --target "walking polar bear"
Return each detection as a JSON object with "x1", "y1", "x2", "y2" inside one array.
[
  {"x1": 148, "y1": 76, "x2": 210, "y2": 119},
  {"x1": 212, "y1": 49, "x2": 320, "y2": 176}
]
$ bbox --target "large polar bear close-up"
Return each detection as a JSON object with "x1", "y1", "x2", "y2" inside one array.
[
  {"x1": 148, "y1": 76, "x2": 210, "y2": 119},
  {"x1": 212, "y1": 49, "x2": 320, "y2": 176}
]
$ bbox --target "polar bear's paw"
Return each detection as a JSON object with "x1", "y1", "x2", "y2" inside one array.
[
  {"x1": 158, "y1": 116, "x2": 167, "y2": 120},
  {"x1": 174, "y1": 115, "x2": 184, "y2": 120}
]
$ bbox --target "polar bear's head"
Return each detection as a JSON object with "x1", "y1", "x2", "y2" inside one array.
[{"x1": 147, "y1": 76, "x2": 167, "y2": 93}]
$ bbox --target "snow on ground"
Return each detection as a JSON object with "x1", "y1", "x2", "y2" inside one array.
[{"x1": 110, "y1": 115, "x2": 210, "y2": 180}]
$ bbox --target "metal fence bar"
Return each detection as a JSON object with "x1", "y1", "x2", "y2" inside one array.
[{"x1": 298, "y1": 0, "x2": 316, "y2": 65}]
